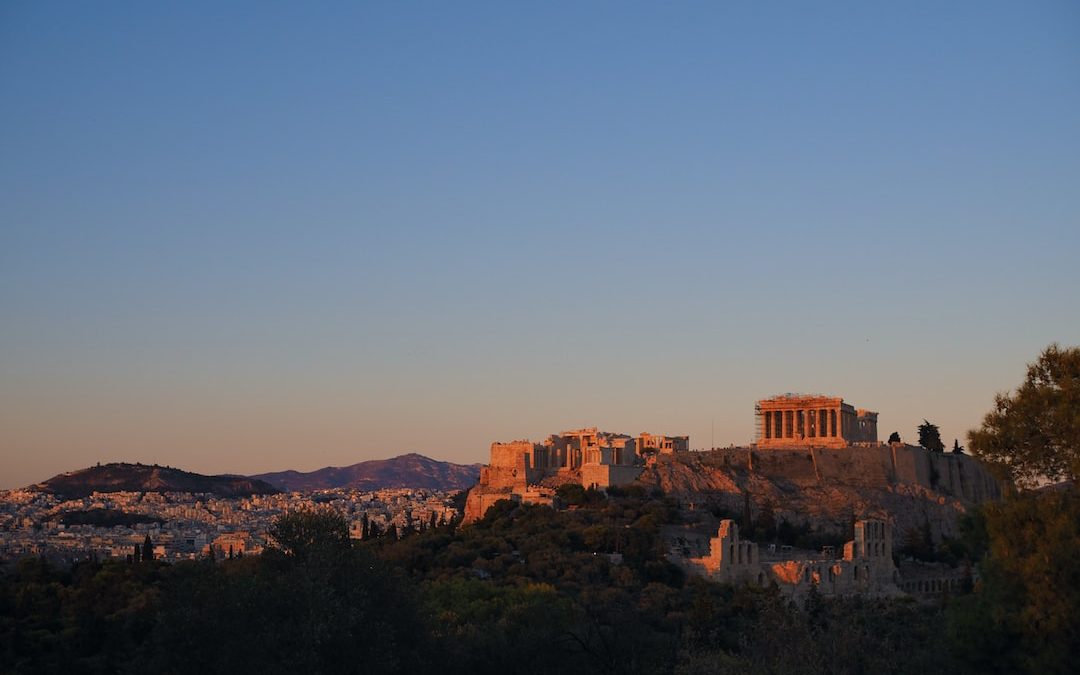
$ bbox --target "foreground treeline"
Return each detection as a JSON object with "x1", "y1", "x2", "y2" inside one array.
[{"x1": 2, "y1": 484, "x2": 1078, "y2": 675}]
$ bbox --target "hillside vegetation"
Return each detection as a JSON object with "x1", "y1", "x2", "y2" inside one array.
[
  {"x1": 8, "y1": 485, "x2": 1076, "y2": 674},
  {"x1": 30, "y1": 463, "x2": 279, "y2": 499}
]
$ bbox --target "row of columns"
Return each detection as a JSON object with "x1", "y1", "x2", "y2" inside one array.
[{"x1": 763, "y1": 408, "x2": 843, "y2": 440}]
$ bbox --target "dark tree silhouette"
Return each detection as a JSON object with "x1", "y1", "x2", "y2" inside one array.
[
  {"x1": 888, "y1": 431, "x2": 902, "y2": 444},
  {"x1": 268, "y1": 510, "x2": 351, "y2": 559},
  {"x1": 142, "y1": 534, "x2": 153, "y2": 562},
  {"x1": 918, "y1": 420, "x2": 945, "y2": 453},
  {"x1": 969, "y1": 343, "x2": 1080, "y2": 488}
]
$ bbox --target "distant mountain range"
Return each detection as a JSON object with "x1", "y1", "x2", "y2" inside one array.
[
  {"x1": 30, "y1": 463, "x2": 280, "y2": 499},
  {"x1": 250, "y1": 453, "x2": 482, "y2": 492},
  {"x1": 22, "y1": 454, "x2": 481, "y2": 497}
]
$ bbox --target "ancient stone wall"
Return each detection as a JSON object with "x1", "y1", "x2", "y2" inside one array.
[
  {"x1": 677, "y1": 518, "x2": 903, "y2": 599},
  {"x1": 581, "y1": 464, "x2": 643, "y2": 490},
  {"x1": 702, "y1": 445, "x2": 1000, "y2": 503}
]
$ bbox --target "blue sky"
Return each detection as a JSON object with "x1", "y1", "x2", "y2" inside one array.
[{"x1": 2, "y1": 1, "x2": 1078, "y2": 488}]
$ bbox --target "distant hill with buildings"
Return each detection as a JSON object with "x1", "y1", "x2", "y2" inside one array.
[
  {"x1": 30, "y1": 463, "x2": 280, "y2": 498},
  {"x1": 250, "y1": 453, "x2": 482, "y2": 492}
]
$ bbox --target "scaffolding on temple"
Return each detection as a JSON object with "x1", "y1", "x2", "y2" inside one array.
[{"x1": 753, "y1": 401, "x2": 764, "y2": 445}]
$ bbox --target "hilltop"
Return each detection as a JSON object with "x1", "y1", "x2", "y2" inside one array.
[
  {"x1": 29, "y1": 463, "x2": 280, "y2": 499},
  {"x1": 251, "y1": 453, "x2": 481, "y2": 492},
  {"x1": 635, "y1": 445, "x2": 1001, "y2": 543},
  {"x1": 463, "y1": 440, "x2": 1002, "y2": 545}
]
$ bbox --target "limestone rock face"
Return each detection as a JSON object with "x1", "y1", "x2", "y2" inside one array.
[{"x1": 637, "y1": 446, "x2": 1001, "y2": 545}]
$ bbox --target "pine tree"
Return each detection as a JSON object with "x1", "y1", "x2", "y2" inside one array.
[
  {"x1": 142, "y1": 534, "x2": 153, "y2": 562},
  {"x1": 969, "y1": 343, "x2": 1080, "y2": 486},
  {"x1": 132, "y1": 544, "x2": 140, "y2": 563},
  {"x1": 952, "y1": 439, "x2": 965, "y2": 454}
]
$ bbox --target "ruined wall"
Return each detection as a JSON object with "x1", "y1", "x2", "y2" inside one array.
[
  {"x1": 678, "y1": 519, "x2": 903, "y2": 599},
  {"x1": 581, "y1": 464, "x2": 643, "y2": 490},
  {"x1": 767, "y1": 558, "x2": 901, "y2": 599}
]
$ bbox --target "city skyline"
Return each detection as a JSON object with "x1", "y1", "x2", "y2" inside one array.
[{"x1": 3, "y1": 2, "x2": 1080, "y2": 489}]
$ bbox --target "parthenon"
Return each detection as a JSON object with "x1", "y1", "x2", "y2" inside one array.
[{"x1": 756, "y1": 394, "x2": 878, "y2": 448}]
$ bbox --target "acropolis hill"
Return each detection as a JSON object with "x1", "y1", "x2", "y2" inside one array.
[{"x1": 463, "y1": 395, "x2": 1001, "y2": 551}]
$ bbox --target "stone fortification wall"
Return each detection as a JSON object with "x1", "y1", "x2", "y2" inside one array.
[
  {"x1": 581, "y1": 464, "x2": 643, "y2": 491},
  {"x1": 482, "y1": 441, "x2": 540, "y2": 491},
  {"x1": 811, "y1": 447, "x2": 895, "y2": 486},
  {"x1": 744, "y1": 448, "x2": 819, "y2": 483},
  {"x1": 463, "y1": 488, "x2": 513, "y2": 524},
  {"x1": 489, "y1": 441, "x2": 534, "y2": 468},
  {"x1": 711, "y1": 445, "x2": 999, "y2": 502}
]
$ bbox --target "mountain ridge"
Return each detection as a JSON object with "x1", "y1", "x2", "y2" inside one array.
[{"x1": 250, "y1": 453, "x2": 482, "y2": 492}]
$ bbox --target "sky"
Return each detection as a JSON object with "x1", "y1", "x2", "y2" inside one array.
[{"x1": 2, "y1": 1, "x2": 1079, "y2": 489}]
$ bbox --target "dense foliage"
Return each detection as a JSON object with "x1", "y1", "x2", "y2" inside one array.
[
  {"x1": 946, "y1": 488, "x2": 1080, "y2": 673},
  {"x1": 969, "y1": 343, "x2": 1080, "y2": 487},
  {"x1": 8, "y1": 485, "x2": 1076, "y2": 674}
]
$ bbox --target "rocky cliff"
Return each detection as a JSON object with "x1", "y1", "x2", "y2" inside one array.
[{"x1": 637, "y1": 445, "x2": 1001, "y2": 544}]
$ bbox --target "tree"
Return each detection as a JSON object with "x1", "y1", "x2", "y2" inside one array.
[
  {"x1": 946, "y1": 487, "x2": 1080, "y2": 673},
  {"x1": 888, "y1": 431, "x2": 902, "y2": 444},
  {"x1": 142, "y1": 534, "x2": 153, "y2": 562},
  {"x1": 953, "y1": 439, "x2": 965, "y2": 454},
  {"x1": 268, "y1": 510, "x2": 351, "y2": 559},
  {"x1": 145, "y1": 511, "x2": 431, "y2": 674},
  {"x1": 969, "y1": 344, "x2": 1080, "y2": 488},
  {"x1": 918, "y1": 420, "x2": 945, "y2": 453}
]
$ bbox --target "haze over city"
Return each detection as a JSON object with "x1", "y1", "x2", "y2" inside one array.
[{"x1": 2, "y1": 1, "x2": 1079, "y2": 489}]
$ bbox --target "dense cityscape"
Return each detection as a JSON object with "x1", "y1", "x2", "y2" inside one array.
[{"x1": 0, "y1": 486, "x2": 462, "y2": 563}]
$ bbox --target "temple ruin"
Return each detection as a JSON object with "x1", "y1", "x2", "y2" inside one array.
[
  {"x1": 677, "y1": 518, "x2": 903, "y2": 599},
  {"x1": 755, "y1": 394, "x2": 878, "y2": 448},
  {"x1": 464, "y1": 427, "x2": 688, "y2": 522}
]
